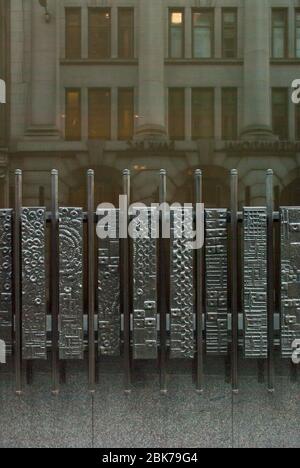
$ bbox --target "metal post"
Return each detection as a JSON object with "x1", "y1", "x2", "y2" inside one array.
[
  {"x1": 159, "y1": 169, "x2": 168, "y2": 394},
  {"x1": 266, "y1": 169, "x2": 275, "y2": 392},
  {"x1": 51, "y1": 170, "x2": 59, "y2": 395},
  {"x1": 122, "y1": 169, "x2": 131, "y2": 393},
  {"x1": 14, "y1": 170, "x2": 22, "y2": 395},
  {"x1": 195, "y1": 169, "x2": 204, "y2": 393},
  {"x1": 87, "y1": 170, "x2": 96, "y2": 393},
  {"x1": 230, "y1": 169, "x2": 239, "y2": 394}
]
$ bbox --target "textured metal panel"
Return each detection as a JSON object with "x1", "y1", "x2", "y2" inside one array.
[
  {"x1": 98, "y1": 209, "x2": 120, "y2": 356},
  {"x1": 170, "y1": 207, "x2": 194, "y2": 359},
  {"x1": 22, "y1": 208, "x2": 47, "y2": 360},
  {"x1": 59, "y1": 208, "x2": 84, "y2": 360},
  {"x1": 280, "y1": 207, "x2": 300, "y2": 358},
  {"x1": 205, "y1": 209, "x2": 228, "y2": 355},
  {"x1": 133, "y1": 207, "x2": 158, "y2": 360},
  {"x1": 243, "y1": 208, "x2": 268, "y2": 359},
  {"x1": 0, "y1": 209, "x2": 12, "y2": 355}
]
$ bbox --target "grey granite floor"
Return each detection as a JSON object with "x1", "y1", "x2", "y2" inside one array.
[{"x1": 0, "y1": 358, "x2": 299, "y2": 448}]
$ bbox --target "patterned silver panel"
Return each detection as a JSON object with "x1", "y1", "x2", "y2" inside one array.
[
  {"x1": 98, "y1": 209, "x2": 120, "y2": 356},
  {"x1": 243, "y1": 208, "x2": 268, "y2": 359},
  {"x1": 170, "y1": 207, "x2": 194, "y2": 359},
  {"x1": 205, "y1": 209, "x2": 228, "y2": 355},
  {"x1": 59, "y1": 208, "x2": 84, "y2": 360},
  {"x1": 280, "y1": 207, "x2": 300, "y2": 358},
  {"x1": 0, "y1": 210, "x2": 12, "y2": 355},
  {"x1": 133, "y1": 207, "x2": 158, "y2": 360},
  {"x1": 22, "y1": 208, "x2": 47, "y2": 360}
]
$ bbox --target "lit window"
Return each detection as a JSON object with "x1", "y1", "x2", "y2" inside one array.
[
  {"x1": 88, "y1": 89, "x2": 111, "y2": 140},
  {"x1": 118, "y1": 88, "x2": 134, "y2": 140},
  {"x1": 65, "y1": 89, "x2": 81, "y2": 141},
  {"x1": 169, "y1": 10, "x2": 184, "y2": 58},
  {"x1": 88, "y1": 8, "x2": 111, "y2": 59},
  {"x1": 193, "y1": 10, "x2": 214, "y2": 58},
  {"x1": 65, "y1": 8, "x2": 81, "y2": 59},
  {"x1": 272, "y1": 9, "x2": 288, "y2": 58},
  {"x1": 118, "y1": 9, "x2": 134, "y2": 59},
  {"x1": 192, "y1": 89, "x2": 214, "y2": 139}
]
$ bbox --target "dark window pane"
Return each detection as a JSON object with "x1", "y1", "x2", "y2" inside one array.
[
  {"x1": 192, "y1": 88, "x2": 214, "y2": 139},
  {"x1": 169, "y1": 88, "x2": 185, "y2": 140},
  {"x1": 118, "y1": 88, "x2": 134, "y2": 140},
  {"x1": 65, "y1": 8, "x2": 81, "y2": 59},
  {"x1": 222, "y1": 9, "x2": 237, "y2": 58},
  {"x1": 65, "y1": 89, "x2": 81, "y2": 140},
  {"x1": 296, "y1": 102, "x2": 300, "y2": 140},
  {"x1": 118, "y1": 8, "x2": 134, "y2": 58},
  {"x1": 88, "y1": 8, "x2": 111, "y2": 59},
  {"x1": 193, "y1": 10, "x2": 214, "y2": 58},
  {"x1": 272, "y1": 88, "x2": 288, "y2": 140},
  {"x1": 222, "y1": 88, "x2": 238, "y2": 140},
  {"x1": 272, "y1": 9, "x2": 288, "y2": 58},
  {"x1": 296, "y1": 10, "x2": 300, "y2": 58},
  {"x1": 169, "y1": 10, "x2": 184, "y2": 58},
  {"x1": 88, "y1": 88, "x2": 111, "y2": 140}
]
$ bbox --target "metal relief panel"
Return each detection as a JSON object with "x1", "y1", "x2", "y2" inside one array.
[
  {"x1": 243, "y1": 208, "x2": 268, "y2": 359},
  {"x1": 22, "y1": 208, "x2": 47, "y2": 360},
  {"x1": 205, "y1": 209, "x2": 228, "y2": 355},
  {"x1": 280, "y1": 207, "x2": 300, "y2": 357},
  {"x1": 59, "y1": 208, "x2": 84, "y2": 360},
  {"x1": 98, "y1": 209, "x2": 120, "y2": 356},
  {"x1": 0, "y1": 209, "x2": 12, "y2": 355},
  {"x1": 170, "y1": 207, "x2": 194, "y2": 359},
  {"x1": 133, "y1": 207, "x2": 157, "y2": 360}
]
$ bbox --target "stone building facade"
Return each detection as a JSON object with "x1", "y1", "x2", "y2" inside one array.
[{"x1": 1, "y1": 0, "x2": 300, "y2": 208}]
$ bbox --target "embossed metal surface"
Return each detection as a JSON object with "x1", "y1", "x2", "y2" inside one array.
[
  {"x1": 280, "y1": 207, "x2": 300, "y2": 357},
  {"x1": 205, "y1": 209, "x2": 228, "y2": 355},
  {"x1": 22, "y1": 208, "x2": 47, "y2": 360},
  {"x1": 243, "y1": 208, "x2": 268, "y2": 359},
  {"x1": 132, "y1": 207, "x2": 158, "y2": 360},
  {"x1": 59, "y1": 208, "x2": 84, "y2": 360},
  {"x1": 170, "y1": 207, "x2": 194, "y2": 359},
  {"x1": 98, "y1": 209, "x2": 120, "y2": 356},
  {"x1": 0, "y1": 209, "x2": 12, "y2": 355}
]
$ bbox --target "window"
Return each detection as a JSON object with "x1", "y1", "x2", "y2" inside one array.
[
  {"x1": 88, "y1": 8, "x2": 111, "y2": 59},
  {"x1": 88, "y1": 89, "x2": 111, "y2": 140},
  {"x1": 296, "y1": 9, "x2": 300, "y2": 58},
  {"x1": 296, "y1": 102, "x2": 300, "y2": 140},
  {"x1": 65, "y1": 89, "x2": 81, "y2": 140},
  {"x1": 192, "y1": 9, "x2": 214, "y2": 58},
  {"x1": 272, "y1": 88, "x2": 288, "y2": 140},
  {"x1": 272, "y1": 9, "x2": 288, "y2": 58},
  {"x1": 118, "y1": 8, "x2": 134, "y2": 58},
  {"x1": 192, "y1": 88, "x2": 214, "y2": 139},
  {"x1": 222, "y1": 9, "x2": 237, "y2": 58},
  {"x1": 118, "y1": 88, "x2": 134, "y2": 140},
  {"x1": 65, "y1": 8, "x2": 81, "y2": 59},
  {"x1": 168, "y1": 89, "x2": 185, "y2": 140},
  {"x1": 169, "y1": 9, "x2": 184, "y2": 58},
  {"x1": 222, "y1": 88, "x2": 238, "y2": 140}
]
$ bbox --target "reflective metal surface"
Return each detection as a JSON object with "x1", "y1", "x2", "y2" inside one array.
[
  {"x1": 22, "y1": 208, "x2": 47, "y2": 360},
  {"x1": 0, "y1": 209, "x2": 12, "y2": 355},
  {"x1": 243, "y1": 208, "x2": 268, "y2": 359},
  {"x1": 170, "y1": 207, "x2": 194, "y2": 359},
  {"x1": 59, "y1": 208, "x2": 84, "y2": 360},
  {"x1": 280, "y1": 207, "x2": 300, "y2": 357},
  {"x1": 205, "y1": 209, "x2": 228, "y2": 355},
  {"x1": 132, "y1": 207, "x2": 158, "y2": 360},
  {"x1": 98, "y1": 209, "x2": 120, "y2": 356}
]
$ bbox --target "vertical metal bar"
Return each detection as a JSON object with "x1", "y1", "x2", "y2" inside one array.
[
  {"x1": 51, "y1": 170, "x2": 59, "y2": 395},
  {"x1": 122, "y1": 169, "x2": 131, "y2": 393},
  {"x1": 87, "y1": 170, "x2": 96, "y2": 392},
  {"x1": 266, "y1": 169, "x2": 275, "y2": 392},
  {"x1": 195, "y1": 169, "x2": 204, "y2": 393},
  {"x1": 14, "y1": 170, "x2": 22, "y2": 395},
  {"x1": 230, "y1": 169, "x2": 239, "y2": 394},
  {"x1": 159, "y1": 169, "x2": 168, "y2": 394}
]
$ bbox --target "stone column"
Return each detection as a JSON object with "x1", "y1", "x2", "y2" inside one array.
[
  {"x1": 241, "y1": 0, "x2": 274, "y2": 140},
  {"x1": 27, "y1": 0, "x2": 58, "y2": 137},
  {"x1": 135, "y1": 0, "x2": 166, "y2": 140}
]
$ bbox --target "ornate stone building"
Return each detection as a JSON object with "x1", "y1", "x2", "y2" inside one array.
[{"x1": 2, "y1": 0, "x2": 300, "y2": 208}]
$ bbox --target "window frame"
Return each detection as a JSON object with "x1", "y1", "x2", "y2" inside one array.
[
  {"x1": 192, "y1": 8, "x2": 215, "y2": 59},
  {"x1": 222, "y1": 8, "x2": 238, "y2": 59},
  {"x1": 118, "y1": 87, "x2": 134, "y2": 140},
  {"x1": 192, "y1": 87, "x2": 215, "y2": 140},
  {"x1": 221, "y1": 88, "x2": 238, "y2": 140},
  {"x1": 65, "y1": 7, "x2": 82, "y2": 60},
  {"x1": 295, "y1": 8, "x2": 300, "y2": 58},
  {"x1": 272, "y1": 8, "x2": 288, "y2": 59},
  {"x1": 65, "y1": 88, "x2": 82, "y2": 141},
  {"x1": 118, "y1": 8, "x2": 135, "y2": 59},
  {"x1": 88, "y1": 7, "x2": 112, "y2": 59},
  {"x1": 168, "y1": 88, "x2": 185, "y2": 140},
  {"x1": 168, "y1": 8, "x2": 185, "y2": 59},
  {"x1": 272, "y1": 87, "x2": 289, "y2": 140}
]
